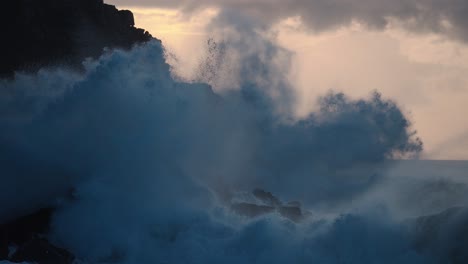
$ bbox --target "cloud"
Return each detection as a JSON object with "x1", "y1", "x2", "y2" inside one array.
[
  {"x1": 2, "y1": 1, "x2": 468, "y2": 263},
  {"x1": 109, "y1": 0, "x2": 468, "y2": 42},
  {"x1": 0, "y1": 20, "x2": 422, "y2": 261}
]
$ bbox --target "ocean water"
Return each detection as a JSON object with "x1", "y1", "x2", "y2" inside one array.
[{"x1": 1, "y1": 19, "x2": 467, "y2": 263}]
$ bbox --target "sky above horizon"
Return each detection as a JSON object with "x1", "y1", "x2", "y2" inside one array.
[{"x1": 108, "y1": 1, "x2": 468, "y2": 160}]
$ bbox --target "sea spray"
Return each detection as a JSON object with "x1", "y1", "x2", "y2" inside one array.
[{"x1": 0, "y1": 15, "x2": 432, "y2": 263}]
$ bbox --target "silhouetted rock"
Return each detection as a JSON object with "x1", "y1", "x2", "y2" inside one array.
[
  {"x1": 230, "y1": 188, "x2": 308, "y2": 222},
  {"x1": 410, "y1": 207, "x2": 468, "y2": 264},
  {"x1": 0, "y1": 208, "x2": 74, "y2": 263},
  {"x1": 231, "y1": 203, "x2": 276, "y2": 218},
  {"x1": 253, "y1": 188, "x2": 282, "y2": 207},
  {"x1": 0, "y1": 0, "x2": 154, "y2": 78},
  {"x1": 10, "y1": 236, "x2": 73, "y2": 264},
  {"x1": 0, "y1": 1, "x2": 154, "y2": 261},
  {"x1": 278, "y1": 206, "x2": 303, "y2": 222},
  {"x1": 0, "y1": 237, "x2": 7, "y2": 260},
  {"x1": 0, "y1": 208, "x2": 52, "y2": 247}
]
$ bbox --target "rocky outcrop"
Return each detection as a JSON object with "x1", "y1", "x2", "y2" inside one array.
[
  {"x1": 0, "y1": 208, "x2": 74, "y2": 264},
  {"x1": 409, "y1": 206, "x2": 468, "y2": 264},
  {"x1": 230, "y1": 188, "x2": 309, "y2": 222},
  {"x1": 0, "y1": 0, "x2": 153, "y2": 78},
  {"x1": 0, "y1": 1, "x2": 154, "y2": 262},
  {"x1": 9, "y1": 237, "x2": 73, "y2": 264}
]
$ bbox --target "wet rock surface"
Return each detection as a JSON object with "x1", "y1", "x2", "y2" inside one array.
[
  {"x1": 230, "y1": 188, "x2": 308, "y2": 222},
  {"x1": 0, "y1": 1, "x2": 152, "y2": 262},
  {"x1": 0, "y1": 208, "x2": 74, "y2": 264},
  {"x1": 409, "y1": 206, "x2": 468, "y2": 264},
  {"x1": 9, "y1": 236, "x2": 74, "y2": 264}
]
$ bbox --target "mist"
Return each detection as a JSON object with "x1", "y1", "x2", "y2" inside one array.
[
  {"x1": 109, "y1": 0, "x2": 468, "y2": 42},
  {"x1": 1, "y1": 6, "x2": 467, "y2": 264}
]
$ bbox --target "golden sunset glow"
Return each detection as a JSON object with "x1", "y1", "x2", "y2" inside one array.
[
  {"x1": 121, "y1": 7, "x2": 217, "y2": 36},
  {"x1": 5, "y1": 2, "x2": 468, "y2": 262},
  {"x1": 112, "y1": 3, "x2": 468, "y2": 160}
]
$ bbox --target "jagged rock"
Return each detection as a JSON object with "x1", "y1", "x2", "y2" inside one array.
[
  {"x1": 278, "y1": 206, "x2": 303, "y2": 222},
  {"x1": 10, "y1": 236, "x2": 73, "y2": 264},
  {"x1": 0, "y1": 0, "x2": 154, "y2": 78},
  {"x1": 117, "y1": 10, "x2": 135, "y2": 27},
  {"x1": 0, "y1": 1, "x2": 154, "y2": 260},
  {"x1": 409, "y1": 206, "x2": 468, "y2": 264},
  {"x1": 230, "y1": 188, "x2": 308, "y2": 222},
  {"x1": 231, "y1": 203, "x2": 276, "y2": 218},
  {"x1": 0, "y1": 208, "x2": 74, "y2": 264},
  {"x1": 253, "y1": 188, "x2": 282, "y2": 207},
  {"x1": 0, "y1": 238, "x2": 7, "y2": 260},
  {"x1": 0, "y1": 208, "x2": 52, "y2": 247}
]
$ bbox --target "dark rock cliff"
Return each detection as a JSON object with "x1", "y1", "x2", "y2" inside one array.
[
  {"x1": 0, "y1": 1, "x2": 153, "y2": 262},
  {"x1": 1, "y1": 208, "x2": 74, "y2": 264},
  {"x1": 0, "y1": 0, "x2": 153, "y2": 78}
]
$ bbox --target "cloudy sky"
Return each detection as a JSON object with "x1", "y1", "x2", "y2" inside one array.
[{"x1": 108, "y1": 0, "x2": 468, "y2": 160}]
